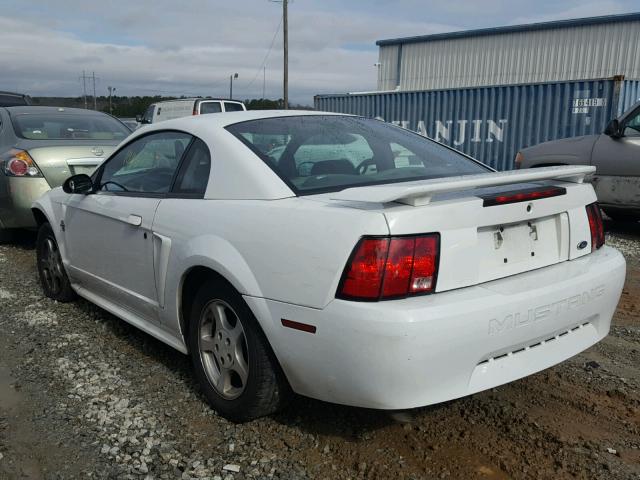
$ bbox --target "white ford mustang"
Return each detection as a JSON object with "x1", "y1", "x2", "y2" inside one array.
[{"x1": 32, "y1": 111, "x2": 626, "y2": 422}]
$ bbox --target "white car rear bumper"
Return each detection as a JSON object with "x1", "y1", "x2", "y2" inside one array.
[{"x1": 245, "y1": 246, "x2": 625, "y2": 409}]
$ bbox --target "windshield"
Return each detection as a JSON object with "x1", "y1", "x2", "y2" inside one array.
[
  {"x1": 226, "y1": 115, "x2": 489, "y2": 194},
  {"x1": 12, "y1": 113, "x2": 130, "y2": 140}
]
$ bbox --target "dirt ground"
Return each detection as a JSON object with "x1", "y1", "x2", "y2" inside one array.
[{"x1": 0, "y1": 219, "x2": 639, "y2": 480}]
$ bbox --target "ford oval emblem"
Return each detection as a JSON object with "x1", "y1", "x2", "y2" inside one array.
[
  {"x1": 91, "y1": 147, "x2": 104, "y2": 156},
  {"x1": 577, "y1": 240, "x2": 588, "y2": 250}
]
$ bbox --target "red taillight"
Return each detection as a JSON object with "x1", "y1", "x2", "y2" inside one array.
[
  {"x1": 338, "y1": 234, "x2": 440, "y2": 301},
  {"x1": 481, "y1": 186, "x2": 566, "y2": 206},
  {"x1": 410, "y1": 236, "x2": 439, "y2": 293},
  {"x1": 586, "y1": 203, "x2": 605, "y2": 251},
  {"x1": 1, "y1": 149, "x2": 42, "y2": 177},
  {"x1": 8, "y1": 158, "x2": 28, "y2": 175},
  {"x1": 381, "y1": 238, "x2": 414, "y2": 297},
  {"x1": 339, "y1": 238, "x2": 388, "y2": 300}
]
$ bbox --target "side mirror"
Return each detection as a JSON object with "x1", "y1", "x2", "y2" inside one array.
[
  {"x1": 604, "y1": 118, "x2": 623, "y2": 138},
  {"x1": 62, "y1": 174, "x2": 94, "y2": 194}
]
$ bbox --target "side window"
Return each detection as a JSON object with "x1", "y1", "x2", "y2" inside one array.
[
  {"x1": 99, "y1": 131, "x2": 192, "y2": 194},
  {"x1": 624, "y1": 110, "x2": 640, "y2": 137},
  {"x1": 223, "y1": 102, "x2": 244, "y2": 112},
  {"x1": 200, "y1": 102, "x2": 222, "y2": 114},
  {"x1": 172, "y1": 138, "x2": 211, "y2": 196}
]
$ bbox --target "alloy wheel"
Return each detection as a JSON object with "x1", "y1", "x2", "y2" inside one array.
[
  {"x1": 198, "y1": 299, "x2": 249, "y2": 400},
  {"x1": 40, "y1": 237, "x2": 65, "y2": 295}
]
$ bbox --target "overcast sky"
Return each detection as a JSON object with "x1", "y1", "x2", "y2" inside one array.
[{"x1": 1, "y1": 0, "x2": 639, "y2": 105}]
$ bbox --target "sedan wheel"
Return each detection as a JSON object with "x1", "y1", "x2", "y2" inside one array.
[
  {"x1": 36, "y1": 223, "x2": 76, "y2": 302},
  {"x1": 189, "y1": 279, "x2": 289, "y2": 422}
]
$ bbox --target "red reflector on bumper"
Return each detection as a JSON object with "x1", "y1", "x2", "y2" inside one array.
[{"x1": 281, "y1": 318, "x2": 317, "y2": 334}]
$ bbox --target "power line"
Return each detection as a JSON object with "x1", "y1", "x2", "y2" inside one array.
[
  {"x1": 243, "y1": 13, "x2": 283, "y2": 92},
  {"x1": 80, "y1": 71, "x2": 99, "y2": 109},
  {"x1": 80, "y1": 71, "x2": 88, "y2": 109}
]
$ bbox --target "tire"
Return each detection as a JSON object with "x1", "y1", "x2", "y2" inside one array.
[
  {"x1": 36, "y1": 223, "x2": 77, "y2": 302},
  {"x1": 188, "y1": 279, "x2": 288, "y2": 422},
  {"x1": 602, "y1": 208, "x2": 639, "y2": 223}
]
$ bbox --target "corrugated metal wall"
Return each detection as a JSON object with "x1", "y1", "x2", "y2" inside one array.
[
  {"x1": 315, "y1": 79, "x2": 640, "y2": 171},
  {"x1": 377, "y1": 20, "x2": 640, "y2": 91},
  {"x1": 377, "y1": 44, "x2": 399, "y2": 91}
]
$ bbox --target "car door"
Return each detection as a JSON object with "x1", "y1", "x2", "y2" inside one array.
[
  {"x1": 591, "y1": 106, "x2": 640, "y2": 208},
  {"x1": 62, "y1": 130, "x2": 193, "y2": 322}
]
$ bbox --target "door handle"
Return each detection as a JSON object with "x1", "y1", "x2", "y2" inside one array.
[{"x1": 126, "y1": 214, "x2": 142, "y2": 226}]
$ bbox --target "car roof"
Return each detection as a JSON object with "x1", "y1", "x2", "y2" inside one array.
[{"x1": 5, "y1": 106, "x2": 108, "y2": 115}]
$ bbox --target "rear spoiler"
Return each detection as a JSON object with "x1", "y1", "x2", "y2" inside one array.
[{"x1": 330, "y1": 165, "x2": 595, "y2": 206}]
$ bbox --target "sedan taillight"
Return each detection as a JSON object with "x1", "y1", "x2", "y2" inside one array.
[
  {"x1": 586, "y1": 203, "x2": 605, "y2": 251},
  {"x1": 337, "y1": 234, "x2": 440, "y2": 301},
  {"x1": 1, "y1": 149, "x2": 42, "y2": 177}
]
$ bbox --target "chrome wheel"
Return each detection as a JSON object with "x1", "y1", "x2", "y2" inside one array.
[
  {"x1": 40, "y1": 237, "x2": 64, "y2": 295},
  {"x1": 198, "y1": 299, "x2": 249, "y2": 400}
]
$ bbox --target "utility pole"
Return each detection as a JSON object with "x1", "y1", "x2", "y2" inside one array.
[
  {"x1": 263, "y1": 65, "x2": 266, "y2": 99},
  {"x1": 81, "y1": 70, "x2": 88, "y2": 109},
  {"x1": 92, "y1": 72, "x2": 97, "y2": 110},
  {"x1": 283, "y1": 0, "x2": 288, "y2": 109}
]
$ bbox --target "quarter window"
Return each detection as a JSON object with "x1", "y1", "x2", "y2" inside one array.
[
  {"x1": 99, "y1": 131, "x2": 192, "y2": 194},
  {"x1": 172, "y1": 138, "x2": 211, "y2": 196}
]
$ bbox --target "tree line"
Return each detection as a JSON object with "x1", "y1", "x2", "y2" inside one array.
[{"x1": 31, "y1": 96, "x2": 311, "y2": 117}]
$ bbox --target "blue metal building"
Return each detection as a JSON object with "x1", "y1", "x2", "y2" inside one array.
[{"x1": 315, "y1": 13, "x2": 640, "y2": 170}]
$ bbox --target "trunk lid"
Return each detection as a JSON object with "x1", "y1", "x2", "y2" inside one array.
[
  {"x1": 27, "y1": 144, "x2": 117, "y2": 187},
  {"x1": 322, "y1": 166, "x2": 597, "y2": 293}
]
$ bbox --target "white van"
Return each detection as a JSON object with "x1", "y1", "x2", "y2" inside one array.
[{"x1": 138, "y1": 98, "x2": 246, "y2": 124}]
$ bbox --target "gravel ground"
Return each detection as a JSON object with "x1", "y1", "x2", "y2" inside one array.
[{"x1": 0, "y1": 219, "x2": 639, "y2": 480}]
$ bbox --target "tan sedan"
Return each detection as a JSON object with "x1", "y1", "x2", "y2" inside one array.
[{"x1": 0, "y1": 106, "x2": 131, "y2": 240}]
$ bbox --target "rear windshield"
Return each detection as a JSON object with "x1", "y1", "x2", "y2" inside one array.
[
  {"x1": 12, "y1": 113, "x2": 130, "y2": 140},
  {"x1": 226, "y1": 115, "x2": 489, "y2": 194}
]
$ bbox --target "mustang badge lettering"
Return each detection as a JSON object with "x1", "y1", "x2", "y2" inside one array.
[{"x1": 488, "y1": 285, "x2": 605, "y2": 335}]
